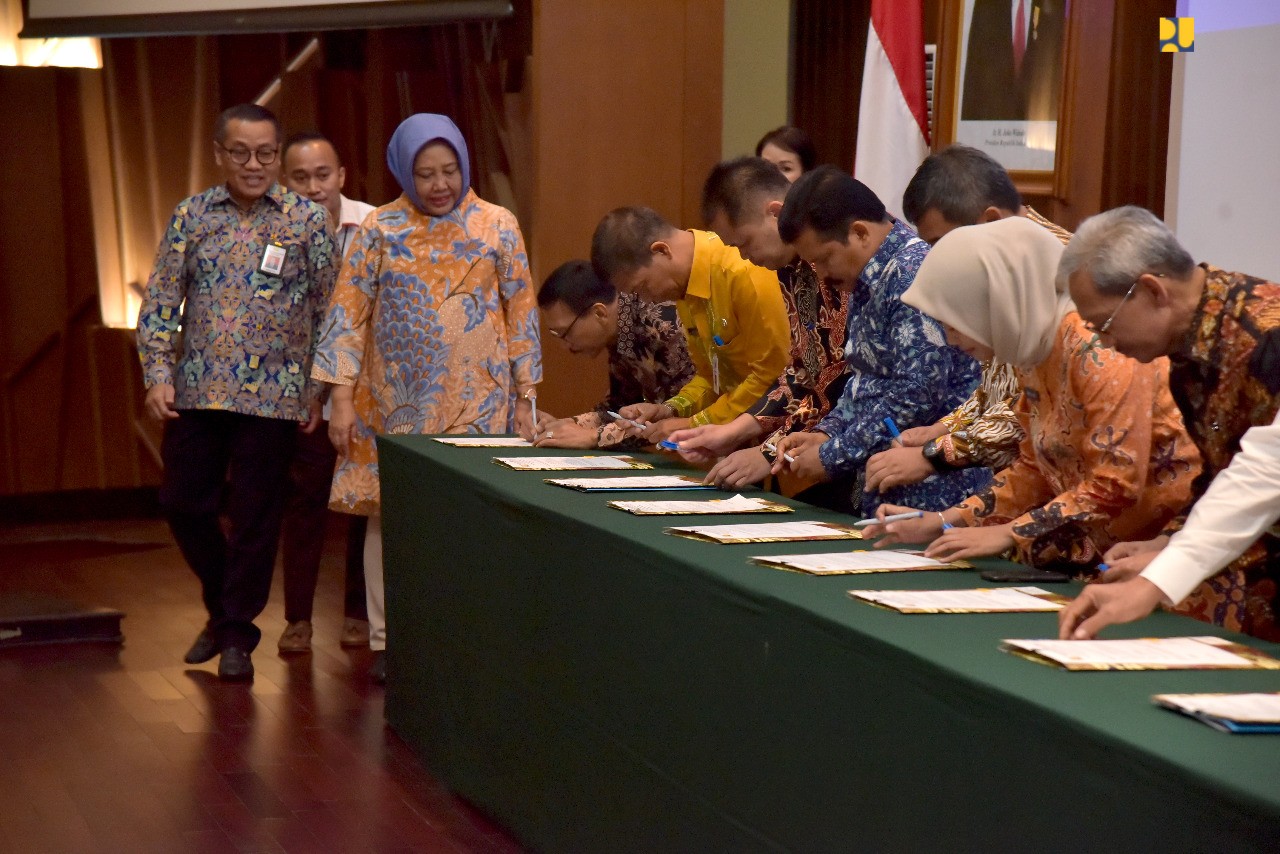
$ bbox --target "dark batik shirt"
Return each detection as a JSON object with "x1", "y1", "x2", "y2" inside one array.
[
  {"x1": 1165, "y1": 263, "x2": 1280, "y2": 639},
  {"x1": 573, "y1": 293, "x2": 695, "y2": 448},
  {"x1": 747, "y1": 259, "x2": 850, "y2": 438}
]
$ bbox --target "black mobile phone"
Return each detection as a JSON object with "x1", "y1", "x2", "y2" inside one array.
[{"x1": 979, "y1": 567, "x2": 1071, "y2": 584}]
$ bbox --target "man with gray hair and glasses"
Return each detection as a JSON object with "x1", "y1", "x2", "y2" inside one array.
[{"x1": 1058, "y1": 205, "x2": 1280, "y2": 641}]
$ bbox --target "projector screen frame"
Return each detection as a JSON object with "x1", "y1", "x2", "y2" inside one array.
[{"x1": 20, "y1": 0, "x2": 513, "y2": 38}]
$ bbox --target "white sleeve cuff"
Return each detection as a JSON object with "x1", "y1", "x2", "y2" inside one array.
[{"x1": 1140, "y1": 549, "x2": 1212, "y2": 606}]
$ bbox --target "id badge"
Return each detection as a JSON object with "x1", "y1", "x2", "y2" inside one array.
[
  {"x1": 259, "y1": 242, "x2": 287, "y2": 277},
  {"x1": 712, "y1": 354, "x2": 721, "y2": 393}
]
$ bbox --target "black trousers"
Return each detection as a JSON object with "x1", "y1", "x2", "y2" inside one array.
[
  {"x1": 280, "y1": 424, "x2": 368, "y2": 623},
  {"x1": 160, "y1": 409, "x2": 297, "y2": 652}
]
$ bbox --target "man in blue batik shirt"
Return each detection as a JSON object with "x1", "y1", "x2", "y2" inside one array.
[
  {"x1": 136, "y1": 104, "x2": 336, "y2": 681},
  {"x1": 774, "y1": 167, "x2": 989, "y2": 517}
]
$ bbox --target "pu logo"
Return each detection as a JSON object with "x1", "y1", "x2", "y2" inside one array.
[{"x1": 1160, "y1": 17, "x2": 1194, "y2": 52}]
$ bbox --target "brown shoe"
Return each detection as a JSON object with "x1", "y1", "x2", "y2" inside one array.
[
  {"x1": 277, "y1": 620, "x2": 312, "y2": 654},
  {"x1": 339, "y1": 618, "x2": 369, "y2": 648}
]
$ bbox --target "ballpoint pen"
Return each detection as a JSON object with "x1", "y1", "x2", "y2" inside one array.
[
  {"x1": 525, "y1": 389, "x2": 538, "y2": 432},
  {"x1": 763, "y1": 441, "x2": 796, "y2": 464},
  {"x1": 606, "y1": 409, "x2": 648, "y2": 430},
  {"x1": 853, "y1": 510, "x2": 923, "y2": 528}
]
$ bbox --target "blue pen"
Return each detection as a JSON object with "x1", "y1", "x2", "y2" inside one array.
[
  {"x1": 883, "y1": 417, "x2": 902, "y2": 440},
  {"x1": 658, "y1": 440, "x2": 680, "y2": 451}
]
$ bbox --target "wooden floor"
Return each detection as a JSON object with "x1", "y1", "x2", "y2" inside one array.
[{"x1": 0, "y1": 517, "x2": 525, "y2": 854}]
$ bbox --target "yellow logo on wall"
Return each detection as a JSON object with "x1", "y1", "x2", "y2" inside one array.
[{"x1": 1160, "y1": 17, "x2": 1194, "y2": 52}]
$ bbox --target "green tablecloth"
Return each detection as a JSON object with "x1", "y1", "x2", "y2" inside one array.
[{"x1": 379, "y1": 436, "x2": 1280, "y2": 853}]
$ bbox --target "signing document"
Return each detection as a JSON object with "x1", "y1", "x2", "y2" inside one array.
[
  {"x1": 849, "y1": 586, "x2": 1068, "y2": 614},
  {"x1": 1153, "y1": 693, "x2": 1280, "y2": 733},
  {"x1": 1002, "y1": 636, "x2": 1280, "y2": 671},
  {"x1": 752, "y1": 550, "x2": 968, "y2": 575},
  {"x1": 609, "y1": 494, "x2": 791, "y2": 516},
  {"x1": 666, "y1": 520, "x2": 862, "y2": 544},
  {"x1": 434, "y1": 436, "x2": 533, "y2": 447},
  {"x1": 544, "y1": 475, "x2": 713, "y2": 491},
  {"x1": 493, "y1": 456, "x2": 652, "y2": 471}
]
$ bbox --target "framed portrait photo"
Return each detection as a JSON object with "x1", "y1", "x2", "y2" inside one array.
[{"x1": 936, "y1": 0, "x2": 1069, "y2": 186}]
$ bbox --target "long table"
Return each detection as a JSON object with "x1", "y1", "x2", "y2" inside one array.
[{"x1": 379, "y1": 436, "x2": 1280, "y2": 853}]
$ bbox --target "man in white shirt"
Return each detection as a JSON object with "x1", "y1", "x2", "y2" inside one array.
[
  {"x1": 1059, "y1": 409, "x2": 1280, "y2": 639},
  {"x1": 277, "y1": 132, "x2": 376, "y2": 657}
]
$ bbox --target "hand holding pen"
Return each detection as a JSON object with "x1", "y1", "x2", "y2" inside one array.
[{"x1": 606, "y1": 409, "x2": 648, "y2": 431}]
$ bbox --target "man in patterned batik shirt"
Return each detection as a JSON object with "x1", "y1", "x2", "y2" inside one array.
[
  {"x1": 136, "y1": 103, "x2": 336, "y2": 681},
  {"x1": 665, "y1": 157, "x2": 852, "y2": 510},
  {"x1": 1064, "y1": 206, "x2": 1280, "y2": 641},
  {"x1": 533, "y1": 260, "x2": 693, "y2": 449},
  {"x1": 863, "y1": 144, "x2": 1073, "y2": 496},
  {"x1": 773, "y1": 167, "x2": 988, "y2": 517}
]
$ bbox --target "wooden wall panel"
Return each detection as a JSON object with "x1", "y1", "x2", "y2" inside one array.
[
  {"x1": 1100, "y1": 0, "x2": 1176, "y2": 214},
  {"x1": 528, "y1": 0, "x2": 724, "y2": 419},
  {"x1": 1047, "y1": 0, "x2": 1116, "y2": 230},
  {"x1": 0, "y1": 68, "x2": 156, "y2": 495},
  {"x1": 0, "y1": 69, "x2": 67, "y2": 495}
]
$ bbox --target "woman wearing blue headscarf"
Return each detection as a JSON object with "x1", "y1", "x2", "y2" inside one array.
[{"x1": 312, "y1": 114, "x2": 542, "y2": 677}]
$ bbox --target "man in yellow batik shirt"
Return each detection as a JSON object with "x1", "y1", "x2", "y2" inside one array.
[{"x1": 590, "y1": 205, "x2": 790, "y2": 443}]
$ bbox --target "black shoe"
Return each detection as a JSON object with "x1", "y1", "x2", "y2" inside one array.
[
  {"x1": 370, "y1": 651, "x2": 386, "y2": 685},
  {"x1": 184, "y1": 628, "x2": 219, "y2": 664},
  {"x1": 218, "y1": 647, "x2": 254, "y2": 681}
]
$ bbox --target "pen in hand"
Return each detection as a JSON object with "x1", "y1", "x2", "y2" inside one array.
[
  {"x1": 763, "y1": 441, "x2": 796, "y2": 464},
  {"x1": 606, "y1": 409, "x2": 648, "y2": 431},
  {"x1": 854, "y1": 510, "x2": 923, "y2": 528},
  {"x1": 525, "y1": 389, "x2": 538, "y2": 432}
]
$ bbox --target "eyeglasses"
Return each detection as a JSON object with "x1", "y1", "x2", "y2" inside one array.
[
  {"x1": 548, "y1": 305, "x2": 593, "y2": 342},
  {"x1": 219, "y1": 143, "x2": 279, "y2": 166},
  {"x1": 1084, "y1": 274, "x2": 1164, "y2": 335}
]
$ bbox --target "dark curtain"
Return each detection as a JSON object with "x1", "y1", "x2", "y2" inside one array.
[{"x1": 792, "y1": 0, "x2": 870, "y2": 173}]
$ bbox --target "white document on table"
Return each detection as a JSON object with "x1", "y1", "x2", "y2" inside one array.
[
  {"x1": 1002, "y1": 636, "x2": 1280, "y2": 670},
  {"x1": 434, "y1": 436, "x2": 533, "y2": 447},
  {"x1": 1153, "y1": 692, "x2": 1280, "y2": 723},
  {"x1": 609, "y1": 494, "x2": 790, "y2": 516},
  {"x1": 751, "y1": 549, "x2": 964, "y2": 574},
  {"x1": 665, "y1": 520, "x2": 861, "y2": 544},
  {"x1": 493, "y1": 455, "x2": 651, "y2": 471},
  {"x1": 544, "y1": 475, "x2": 713, "y2": 491},
  {"x1": 849, "y1": 586, "x2": 1065, "y2": 613}
]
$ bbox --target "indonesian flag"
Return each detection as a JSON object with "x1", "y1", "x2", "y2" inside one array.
[{"x1": 853, "y1": 0, "x2": 930, "y2": 221}]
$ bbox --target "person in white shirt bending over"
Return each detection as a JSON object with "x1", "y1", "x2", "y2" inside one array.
[{"x1": 1059, "y1": 410, "x2": 1280, "y2": 640}]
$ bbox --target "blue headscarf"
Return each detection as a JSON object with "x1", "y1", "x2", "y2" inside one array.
[{"x1": 385, "y1": 113, "x2": 471, "y2": 215}]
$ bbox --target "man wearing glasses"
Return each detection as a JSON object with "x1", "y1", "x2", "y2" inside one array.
[
  {"x1": 531, "y1": 260, "x2": 693, "y2": 449},
  {"x1": 1060, "y1": 205, "x2": 1280, "y2": 641},
  {"x1": 136, "y1": 103, "x2": 336, "y2": 680}
]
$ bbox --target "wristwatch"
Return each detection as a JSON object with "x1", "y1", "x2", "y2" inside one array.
[{"x1": 921, "y1": 437, "x2": 951, "y2": 473}]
